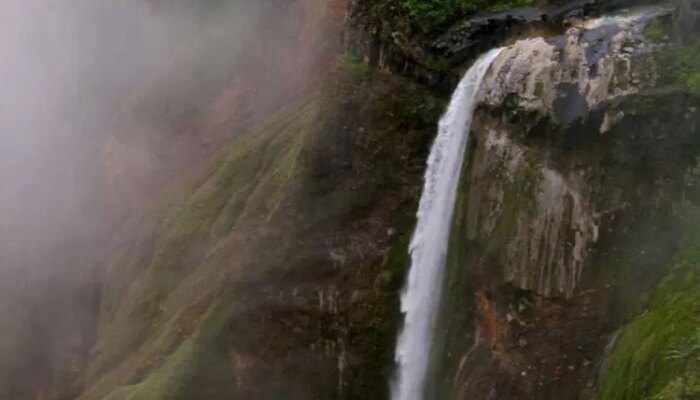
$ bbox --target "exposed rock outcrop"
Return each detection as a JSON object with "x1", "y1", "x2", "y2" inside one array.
[
  {"x1": 464, "y1": 18, "x2": 659, "y2": 298},
  {"x1": 465, "y1": 124, "x2": 598, "y2": 298},
  {"x1": 431, "y1": 8, "x2": 700, "y2": 400},
  {"x1": 482, "y1": 24, "x2": 658, "y2": 124},
  {"x1": 344, "y1": 0, "x2": 660, "y2": 91}
]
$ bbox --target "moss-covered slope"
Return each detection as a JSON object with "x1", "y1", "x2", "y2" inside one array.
[
  {"x1": 598, "y1": 180, "x2": 700, "y2": 400},
  {"x1": 75, "y1": 58, "x2": 444, "y2": 400}
]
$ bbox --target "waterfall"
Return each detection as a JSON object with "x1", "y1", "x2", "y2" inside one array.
[{"x1": 391, "y1": 47, "x2": 504, "y2": 400}]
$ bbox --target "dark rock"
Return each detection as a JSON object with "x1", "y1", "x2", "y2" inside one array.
[
  {"x1": 673, "y1": 0, "x2": 700, "y2": 45},
  {"x1": 344, "y1": 0, "x2": 662, "y2": 93}
]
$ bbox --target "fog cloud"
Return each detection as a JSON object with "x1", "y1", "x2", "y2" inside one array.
[{"x1": 0, "y1": 0, "x2": 340, "y2": 397}]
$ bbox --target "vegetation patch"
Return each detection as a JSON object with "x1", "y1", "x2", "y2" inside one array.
[
  {"x1": 78, "y1": 56, "x2": 445, "y2": 400},
  {"x1": 658, "y1": 45, "x2": 700, "y2": 95},
  {"x1": 101, "y1": 297, "x2": 235, "y2": 400},
  {"x1": 643, "y1": 15, "x2": 672, "y2": 42},
  {"x1": 402, "y1": 0, "x2": 535, "y2": 33},
  {"x1": 598, "y1": 201, "x2": 700, "y2": 400}
]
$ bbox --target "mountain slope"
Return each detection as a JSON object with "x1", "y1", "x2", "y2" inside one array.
[{"x1": 78, "y1": 59, "x2": 443, "y2": 400}]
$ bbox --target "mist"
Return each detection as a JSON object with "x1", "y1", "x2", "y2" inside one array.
[{"x1": 0, "y1": 0, "x2": 338, "y2": 397}]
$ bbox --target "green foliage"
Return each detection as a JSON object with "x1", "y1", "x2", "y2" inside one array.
[
  {"x1": 687, "y1": 72, "x2": 700, "y2": 96},
  {"x1": 402, "y1": 0, "x2": 534, "y2": 33},
  {"x1": 79, "y1": 102, "x2": 320, "y2": 400},
  {"x1": 597, "y1": 148, "x2": 700, "y2": 399},
  {"x1": 656, "y1": 375, "x2": 700, "y2": 400},
  {"x1": 658, "y1": 45, "x2": 700, "y2": 96},
  {"x1": 598, "y1": 277, "x2": 700, "y2": 399},
  {"x1": 655, "y1": 334, "x2": 700, "y2": 399},
  {"x1": 101, "y1": 298, "x2": 236, "y2": 400},
  {"x1": 644, "y1": 16, "x2": 671, "y2": 42},
  {"x1": 598, "y1": 221, "x2": 700, "y2": 400},
  {"x1": 417, "y1": 51, "x2": 451, "y2": 71},
  {"x1": 340, "y1": 52, "x2": 371, "y2": 74}
]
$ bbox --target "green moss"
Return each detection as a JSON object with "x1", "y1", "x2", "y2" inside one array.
[
  {"x1": 644, "y1": 15, "x2": 671, "y2": 42},
  {"x1": 657, "y1": 45, "x2": 700, "y2": 95},
  {"x1": 598, "y1": 284, "x2": 700, "y2": 399},
  {"x1": 416, "y1": 52, "x2": 451, "y2": 72},
  {"x1": 101, "y1": 297, "x2": 235, "y2": 400},
  {"x1": 480, "y1": 160, "x2": 539, "y2": 267},
  {"x1": 598, "y1": 225, "x2": 700, "y2": 400},
  {"x1": 340, "y1": 52, "x2": 372, "y2": 74},
  {"x1": 402, "y1": 0, "x2": 535, "y2": 33},
  {"x1": 82, "y1": 100, "x2": 320, "y2": 397},
  {"x1": 687, "y1": 72, "x2": 700, "y2": 95}
]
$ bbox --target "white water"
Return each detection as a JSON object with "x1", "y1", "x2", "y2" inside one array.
[{"x1": 391, "y1": 47, "x2": 504, "y2": 400}]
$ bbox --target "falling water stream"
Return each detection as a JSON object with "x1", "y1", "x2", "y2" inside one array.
[{"x1": 391, "y1": 47, "x2": 504, "y2": 400}]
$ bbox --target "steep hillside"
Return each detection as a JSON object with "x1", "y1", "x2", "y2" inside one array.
[
  {"x1": 0, "y1": 0, "x2": 350, "y2": 398},
  {"x1": 76, "y1": 58, "x2": 443, "y2": 400}
]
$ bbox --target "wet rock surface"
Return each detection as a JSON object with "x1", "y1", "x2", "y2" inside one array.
[
  {"x1": 434, "y1": 82, "x2": 700, "y2": 400},
  {"x1": 467, "y1": 14, "x2": 662, "y2": 298},
  {"x1": 344, "y1": 0, "x2": 661, "y2": 92},
  {"x1": 674, "y1": 0, "x2": 700, "y2": 44},
  {"x1": 428, "y1": 8, "x2": 700, "y2": 399},
  {"x1": 481, "y1": 12, "x2": 660, "y2": 123}
]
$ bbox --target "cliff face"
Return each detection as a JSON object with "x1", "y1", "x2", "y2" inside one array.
[
  {"x1": 427, "y1": 4, "x2": 700, "y2": 400},
  {"x1": 469, "y1": 22, "x2": 658, "y2": 298}
]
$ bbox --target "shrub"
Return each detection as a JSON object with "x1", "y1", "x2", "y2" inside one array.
[
  {"x1": 403, "y1": 0, "x2": 535, "y2": 33},
  {"x1": 658, "y1": 45, "x2": 700, "y2": 95},
  {"x1": 644, "y1": 15, "x2": 672, "y2": 42}
]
